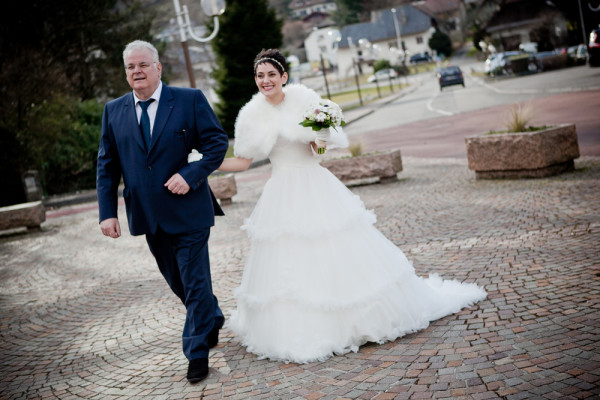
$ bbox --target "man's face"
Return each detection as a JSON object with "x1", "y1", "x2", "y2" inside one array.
[{"x1": 125, "y1": 48, "x2": 162, "y2": 100}]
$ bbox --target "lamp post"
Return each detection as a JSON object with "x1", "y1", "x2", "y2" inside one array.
[
  {"x1": 391, "y1": 7, "x2": 407, "y2": 76},
  {"x1": 172, "y1": 0, "x2": 226, "y2": 88},
  {"x1": 328, "y1": 29, "x2": 342, "y2": 88},
  {"x1": 347, "y1": 37, "x2": 363, "y2": 106},
  {"x1": 391, "y1": 8, "x2": 402, "y2": 52}
]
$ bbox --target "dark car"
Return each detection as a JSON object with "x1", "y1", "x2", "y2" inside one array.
[
  {"x1": 410, "y1": 52, "x2": 432, "y2": 64},
  {"x1": 588, "y1": 26, "x2": 600, "y2": 67},
  {"x1": 437, "y1": 65, "x2": 464, "y2": 90}
]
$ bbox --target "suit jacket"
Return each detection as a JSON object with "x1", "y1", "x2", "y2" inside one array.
[{"x1": 97, "y1": 83, "x2": 229, "y2": 236}]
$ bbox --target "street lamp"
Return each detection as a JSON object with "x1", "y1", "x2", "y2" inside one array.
[
  {"x1": 324, "y1": 29, "x2": 342, "y2": 90},
  {"x1": 391, "y1": 8, "x2": 407, "y2": 75},
  {"x1": 577, "y1": 0, "x2": 600, "y2": 46},
  {"x1": 172, "y1": 0, "x2": 226, "y2": 88},
  {"x1": 390, "y1": 8, "x2": 402, "y2": 52},
  {"x1": 347, "y1": 36, "x2": 363, "y2": 106}
]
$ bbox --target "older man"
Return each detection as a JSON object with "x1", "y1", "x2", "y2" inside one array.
[{"x1": 97, "y1": 40, "x2": 229, "y2": 383}]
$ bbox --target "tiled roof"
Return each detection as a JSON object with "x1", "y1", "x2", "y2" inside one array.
[
  {"x1": 289, "y1": 0, "x2": 333, "y2": 10},
  {"x1": 339, "y1": 6, "x2": 431, "y2": 49},
  {"x1": 486, "y1": 0, "x2": 552, "y2": 30},
  {"x1": 412, "y1": 0, "x2": 459, "y2": 16}
]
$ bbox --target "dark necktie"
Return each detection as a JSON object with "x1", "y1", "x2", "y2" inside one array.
[{"x1": 139, "y1": 99, "x2": 155, "y2": 150}]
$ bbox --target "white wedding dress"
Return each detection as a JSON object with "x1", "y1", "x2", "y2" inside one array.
[{"x1": 228, "y1": 137, "x2": 487, "y2": 364}]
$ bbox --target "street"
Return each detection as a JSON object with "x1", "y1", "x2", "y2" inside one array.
[
  {"x1": 345, "y1": 63, "x2": 600, "y2": 133},
  {"x1": 340, "y1": 64, "x2": 600, "y2": 158}
]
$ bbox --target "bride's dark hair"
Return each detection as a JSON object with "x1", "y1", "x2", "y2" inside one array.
[{"x1": 253, "y1": 49, "x2": 287, "y2": 76}]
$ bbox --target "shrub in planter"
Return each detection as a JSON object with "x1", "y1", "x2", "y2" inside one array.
[{"x1": 465, "y1": 104, "x2": 580, "y2": 179}]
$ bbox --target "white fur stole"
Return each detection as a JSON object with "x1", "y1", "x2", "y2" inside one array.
[{"x1": 233, "y1": 83, "x2": 348, "y2": 160}]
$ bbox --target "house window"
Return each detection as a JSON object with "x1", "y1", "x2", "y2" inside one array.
[{"x1": 416, "y1": 36, "x2": 423, "y2": 44}]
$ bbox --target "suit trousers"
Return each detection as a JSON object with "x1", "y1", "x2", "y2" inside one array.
[{"x1": 146, "y1": 226, "x2": 224, "y2": 360}]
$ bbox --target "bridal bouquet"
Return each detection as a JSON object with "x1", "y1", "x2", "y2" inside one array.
[{"x1": 299, "y1": 99, "x2": 346, "y2": 154}]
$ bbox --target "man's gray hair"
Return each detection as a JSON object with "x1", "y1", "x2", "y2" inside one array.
[{"x1": 123, "y1": 40, "x2": 160, "y2": 65}]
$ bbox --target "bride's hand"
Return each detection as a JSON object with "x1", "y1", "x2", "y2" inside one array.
[{"x1": 312, "y1": 139, "x2": 327, "y2": 154}]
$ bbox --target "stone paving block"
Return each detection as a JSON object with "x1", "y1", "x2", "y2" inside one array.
[{"x1": 1, "y1": 157, "x2": 599, "y2": 399}]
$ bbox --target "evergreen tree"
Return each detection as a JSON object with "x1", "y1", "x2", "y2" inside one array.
[
  {"x1": 211, "y1": 0, "x2": 283, "y2": 137},
  {"x1": 333, "y1": 0, "x2": 362, "y2": 26},
  {"x1": 0, "y1": 0, "x2": 154, "y2": 204},
  {"x1": 428, "y1": 28, "x2": 453, "y2": 58}
]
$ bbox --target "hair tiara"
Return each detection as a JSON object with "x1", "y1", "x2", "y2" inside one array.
[{"x1": 254, "y1": 57, "x2": 285, "y2": 72}]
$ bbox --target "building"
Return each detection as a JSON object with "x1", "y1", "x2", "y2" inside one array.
[
  {"x1": 412, "y1": 0, "x2": 463, "y2": 43},
  {"x1": 305, "y1": 6, "x2": 434, "y2": 79},
  {"x1": 484, "y1": 0, "x2": 567, "y2": 51},
  {"x1": 304, "y1": 27, "x2": 342, "y2": 72},
  {"x1": 288, "y1": 0, "x2": 337, "y2": 19}
]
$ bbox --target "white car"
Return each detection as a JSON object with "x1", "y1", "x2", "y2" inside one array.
[
  {"x1": 484, "y1": 51, "x2": 522, "y2": 76},
  {"x1": 367, "y1": 68, "x2": 399, "y2": 83}
]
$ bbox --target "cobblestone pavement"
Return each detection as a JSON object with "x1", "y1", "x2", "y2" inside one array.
[{"x1": 1, "y1": 154, "x2": 599, "y2": 400}]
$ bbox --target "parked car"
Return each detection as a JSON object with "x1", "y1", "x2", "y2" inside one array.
[
  {"x1": 409, "y1": 52, "x2": 432, "y2": 64},
  {"x1": 484, "y1": 51, "x2": 540, "y2": 76},
  {"x1": 367, "y1": 68, "x2": 398, "y2": 83},
  {"x1": 484, "y1": 51, "x2": 521, "y2": 76},
  {"x1": 436, "y1": 65, "x2": 464, "y2": 90},
  {"x1": 519, "y1": 42, "x2": 538, "y2": 53},
  {"x1": 567, "y1": 44, "x2": 588, "y2": 65},
  {"x1": 588, "y1": 26, "x2": 600, "y2": 67}
]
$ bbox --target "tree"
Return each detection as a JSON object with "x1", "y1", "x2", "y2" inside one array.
[
  {"x1": 544, "y1": 0, "x2": 600, "y2": 46},
  {"x1": 268, "y1": 0, "x2": 290, "y2": 18},
  {"x1": 332, "y1": 0, "x2": 362, "y2": 26},
  {"x1": 373, "y1": 59, "x2": 391, "y2": 72},
  {"x1": 0, "y1": 0, "x2": 155, "y2": 205},
  {"x1": 211, "y1": 0, "x2": 283, "y2": 137},
  {"x1": 428, "y1": 28, "x2": 453, "y2": 58}
]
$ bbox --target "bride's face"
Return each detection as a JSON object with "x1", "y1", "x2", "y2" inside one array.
[{"x1": 255, "y1": 62, "x2": 288, "y2": 103}]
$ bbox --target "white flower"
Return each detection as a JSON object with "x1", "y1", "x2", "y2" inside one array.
[
  {"x1": 315, "y1": 113, "x2": 327, "y2": 122},
  {"x1": 299, "y1": 99, "x2": 346, "y2": 133},
  {"x1": 188, "y1": 149, "x2": 203, "y2": 163}
]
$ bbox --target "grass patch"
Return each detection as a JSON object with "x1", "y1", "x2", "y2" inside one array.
[
  {"x1": 348, "y1": 142, "x2": 363, "y2": 157},
  {"x1": 466, "y1": 46, "x2": 479, "y2": 57},
  {"x1": 504, "y1": 103, "x2": 533, "y2": 132},
  {"x1": 330, "y1": 84, "x2": 405, "y2": 105},
  {"x1": 488, "y1": 125, "x2": 552, "y2": 134}
]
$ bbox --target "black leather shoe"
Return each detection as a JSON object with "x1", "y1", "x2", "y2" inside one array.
[
  {"x1": 208, "y1": 318, "x2": 224, "y2": 349},
  {"x1": 187, "y1": 358, "x2": 209, "y2": 383}
]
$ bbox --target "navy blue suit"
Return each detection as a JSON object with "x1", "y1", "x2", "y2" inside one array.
[{"x1": 97, "y1": 83, "x2": 229, "y2": 360}]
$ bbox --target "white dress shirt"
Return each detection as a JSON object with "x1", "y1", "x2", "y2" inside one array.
[{"x1": 133, "y1": 82, "x2": 163, "y2": 137}]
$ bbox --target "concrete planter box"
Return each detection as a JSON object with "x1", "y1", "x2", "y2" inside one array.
[
  {"x1": 0, "y1": 201, "x2": 46, "y2": 231},
  {"x1": 465, "y1": 124, "x2": 580, "y2": 179},
  {"x1": 321, "y1": 149, "x2": 403, "y2": 185},
  {"x1": 208, "y1": 173, "x2": 237, "y2": 205}
]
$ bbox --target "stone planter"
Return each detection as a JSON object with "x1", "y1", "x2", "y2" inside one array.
[
  {"x1": 321, "y1": 149, "x2": 403, "y2": 185},
  {"x1": 0, "y1": 201, "x2": 46, "y2": 232},
  {"x1": 208, "y1": 173, "x2": 237, "y2": 205},
  {"x1": 465, "y1": 124, "x2": 580, "y2": 179}
]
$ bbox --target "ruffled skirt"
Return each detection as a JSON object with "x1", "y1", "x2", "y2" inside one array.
[{"x1": 228, "y1": 163, "x2": 486, "y2": 363}]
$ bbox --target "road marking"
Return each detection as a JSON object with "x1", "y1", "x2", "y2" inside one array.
[
  {"x1": 426, "y1": 89, "x2": 454, "y2": 116},
  {"x1": 470, "y1": 76, "x2": 600, "y2": 94}
]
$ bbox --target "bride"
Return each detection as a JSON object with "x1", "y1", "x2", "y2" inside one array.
[{"x1": 217, "y1": 48, "x2": 487, "y2": 364}]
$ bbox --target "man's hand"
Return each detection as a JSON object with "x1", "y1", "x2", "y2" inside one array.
[
  {"x1": 100, "y1": 218, "x2": 121, "y2": 238},
  {"x1": 165, "y1": 173, "x2": 190, "y2": 195}
]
